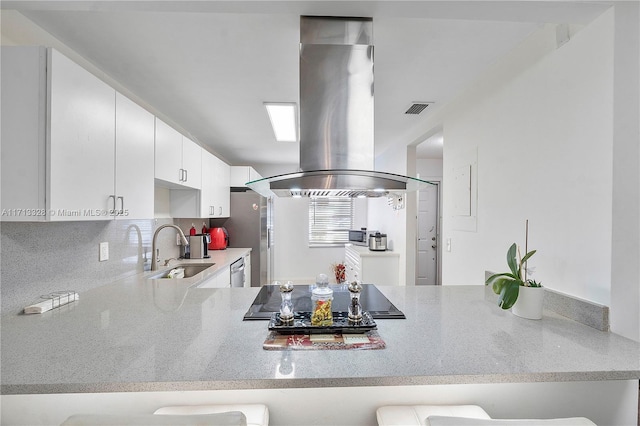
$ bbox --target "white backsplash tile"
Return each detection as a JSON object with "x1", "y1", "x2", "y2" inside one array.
[{"x1": 0, "y1": 218, "x2": 181, "y2": 315}]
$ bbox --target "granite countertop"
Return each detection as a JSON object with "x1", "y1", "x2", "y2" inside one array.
[{"x1": 1, "y1": 280, "x2": 638, "y2": 395}]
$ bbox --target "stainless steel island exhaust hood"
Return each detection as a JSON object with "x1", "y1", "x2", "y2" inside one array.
[{"x1": 247, "y1": 16, "x2": 431, "y2": 198}]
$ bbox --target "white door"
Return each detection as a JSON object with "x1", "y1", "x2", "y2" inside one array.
[{"x1": 417, "y1": 182, "x2": 440, "y2": 285}]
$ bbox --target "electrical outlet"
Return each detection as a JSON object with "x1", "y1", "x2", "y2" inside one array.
[{"x1": 99, "y1": 242, "x2": 109, "y2": 261}]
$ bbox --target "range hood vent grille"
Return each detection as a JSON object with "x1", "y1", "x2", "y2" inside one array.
[{"x1": 292, "y1": 189, "x2": 382, "y2": 198}]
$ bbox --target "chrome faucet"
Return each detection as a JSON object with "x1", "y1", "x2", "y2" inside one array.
[{"x1": 151, "y1": 224, "x2": 189, "y2": 271}]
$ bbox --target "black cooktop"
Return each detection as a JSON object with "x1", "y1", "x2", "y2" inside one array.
[{"x1": 243, "y1": 284, "x2": 406, "y2": 320}]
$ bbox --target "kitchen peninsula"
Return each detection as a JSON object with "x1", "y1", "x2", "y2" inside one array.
[{"x1": 1, "y1": 268, "x2": 638, "y2": 425}]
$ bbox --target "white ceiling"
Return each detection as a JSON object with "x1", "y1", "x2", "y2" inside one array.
[{"x1": 2, "y1": 1, "x2": 610, "y2": 165}]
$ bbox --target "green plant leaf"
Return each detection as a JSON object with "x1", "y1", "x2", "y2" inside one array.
[
  {"x1": 506, "y1": 243, "x2": 519, "y2": 277},
  {"x1": 498, "y1": 280, "x2": 520, "y2": 310},
  {"x1": 521, "y1": 250, "x2": 536, "y2": 265},
  {"x1": 485, "y1": 272, "x2": 518, "y2": 284},
  {"x1": 491, "y1": 277, "x2": 517, "y2": 295},
  {"x1": 486, "y1": 273, "x2": 518, "y2": 295}
]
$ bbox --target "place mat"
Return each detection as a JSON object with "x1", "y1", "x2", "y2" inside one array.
[{"x1": 263, "y1": 330, "x2": 385, "y2": 350}]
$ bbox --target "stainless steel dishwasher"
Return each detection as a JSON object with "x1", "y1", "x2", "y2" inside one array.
[{"x1": 230, "y1": 257, "x2": 245, "y2": 288}]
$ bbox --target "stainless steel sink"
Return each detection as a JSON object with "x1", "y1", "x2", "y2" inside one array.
[{"x1": 148, "y1": 263, "x2": 215, "y2": 279}]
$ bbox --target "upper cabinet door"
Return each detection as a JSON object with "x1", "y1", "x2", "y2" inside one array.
[
  {"x1": 48, "y1": 49, "x2": 116, "y2": 220},
  {"x1": 154, "y1": 118, "x2": 201, "y2": 190},
  {"x1": 115, "y1": 93, "x2": 155, "y2": 220},
  {"x1": 181, "y1": 137, "x2": 202, "y2": 190},
  {"x1": 154, "y1": 118, "x2": 183, "y2": 185},
  {"x1": 215, "y1": 158, "x2": 230, "y2": 217},
  {"x1": 200, "y1": 150, "x2": 216, "y2": 217},
  {"x1": 1, "y1": 46, "x2": 47, "y2": 220}
]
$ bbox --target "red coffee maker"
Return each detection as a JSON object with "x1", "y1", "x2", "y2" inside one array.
[{"x1": 208, "y1": 227, "x2": 229, "y2": 250}]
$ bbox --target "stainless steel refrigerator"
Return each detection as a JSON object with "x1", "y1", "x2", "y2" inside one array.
[{"x1": 224, "y1": 189, "x2": 273, "y2": 286}]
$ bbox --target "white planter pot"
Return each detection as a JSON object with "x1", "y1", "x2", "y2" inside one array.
[{"x1": 512, "y1": 286, "x2": 544, "y2": 320}]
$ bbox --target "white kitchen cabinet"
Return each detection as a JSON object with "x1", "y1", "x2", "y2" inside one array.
[
  {"x1": 230, "y1": 166, "x2": 262, "y2": 187},
  {"x1": 182, "y1": 137, "x2": 202, "y2": 190},
  {"x1": 154, "y1": 117, "x2": 202, "y2": 190},
  {"x1": 1, "y1": 46, "x2": 47, "y2": 220},
  {"x1": 197, "y1": 266, "x2": 231, "y2": 288},
  {"x1": 213, "y1": 155, "x2": 230, "y2": 217},
  {"x1": 201, "y1": 150, "x2": 230, "y2": 218},
  {"x1": 170, "y1": 149, "x2": 230, "y2": 218},
  {"x1": 1, "y1": 47, "x2": 156, "y2": 222},
  {"x1": 344, "y1": 244, "x2": 400, "y2": 285},
  {"x1": 115, "y1": 93, "x2": 155, "y2": 219}
]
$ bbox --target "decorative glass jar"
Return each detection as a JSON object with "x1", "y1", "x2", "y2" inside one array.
[{"x1": 311, "y1": 273, "x2": 333, "y2": 326}]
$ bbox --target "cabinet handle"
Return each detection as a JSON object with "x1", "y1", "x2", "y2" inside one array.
[
  {"x1": 178, "y1": 169, "x2": 183, "y2": 182},
  {"x1": 108, "y1": 195, "x2": 116, "y2": 216},
  {"x1": 210, "y1": 206, "x2": 214, "y2": 216},
  {"x1": 219, "y1": 206, "x2": 222, "y2": 215},
  {"x1": 184, "y1": 169, "x2": 188, "y2": 182},
  {"x1": 117, "y1": 196, "x2": 124, "y2": 215}
]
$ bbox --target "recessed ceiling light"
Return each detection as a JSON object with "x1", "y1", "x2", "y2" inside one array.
[{"x1": 264, "y1": 102, "x2": 298, "y2": 142}]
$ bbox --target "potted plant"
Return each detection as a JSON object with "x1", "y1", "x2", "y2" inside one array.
[{"x1": 485, "y1": 242, "x2": 544, "y2": 319}]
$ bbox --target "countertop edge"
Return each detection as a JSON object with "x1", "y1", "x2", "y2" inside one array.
[{"x1": 3, "y1": 371, "x2": 639, "y2": 395}]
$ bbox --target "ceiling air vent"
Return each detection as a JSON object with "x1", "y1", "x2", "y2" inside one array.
[{"x1": 404, "y1": 102, "x2": 432, "y2": 115}]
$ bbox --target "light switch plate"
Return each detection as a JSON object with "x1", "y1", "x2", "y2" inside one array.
[{"x1": 99, "y1": 242, "x2": 109, "y2": 261}]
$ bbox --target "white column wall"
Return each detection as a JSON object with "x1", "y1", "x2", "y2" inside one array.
[
  {"x1": 370, "y1": 146, "x2": 411, "y2": 285},
  {"x1": 441, "y1": 9, "x2": 614, "y2": 310},
  {"x1": 610, "y1": 1, "x2": 640, "y2": 341}
]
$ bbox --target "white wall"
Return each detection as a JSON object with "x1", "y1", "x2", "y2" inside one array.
[
  {"x1": 416, "y1": 158, "x2": 444, "y2": 181},
  {"x1": 441, "y1": 10, "x2": 614, "y2": 311},
  {"x1": 370, "y1": 146, "x2": 412, "y2": 285},
  {"x1": 272, "y1": 197, "x2": 367, "y2": 284}
]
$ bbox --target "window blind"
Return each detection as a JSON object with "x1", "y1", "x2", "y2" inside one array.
[{"x1": 309, "y1": 197, "x2": 354, "y2": 247}]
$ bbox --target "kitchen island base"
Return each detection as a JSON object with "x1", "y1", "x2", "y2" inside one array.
[{"x1": 2, "y1": 380, "x2": 637, "y2": 426}]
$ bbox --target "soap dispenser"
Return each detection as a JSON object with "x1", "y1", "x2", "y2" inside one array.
[{"x1": 311, "y1": 273, "x2": 333, "y2": 326}]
